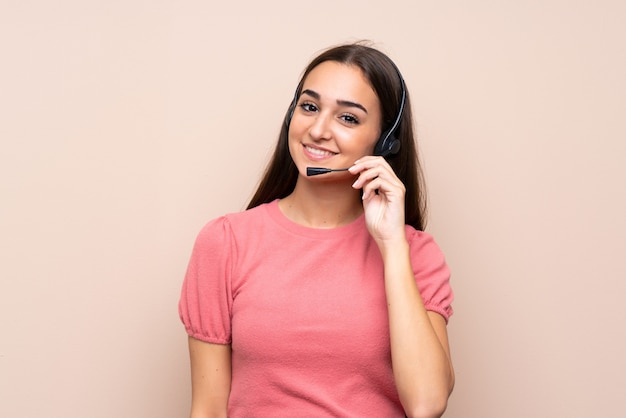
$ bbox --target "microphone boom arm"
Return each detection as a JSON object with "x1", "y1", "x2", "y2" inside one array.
[{"x1": 306, "y1": 167, "x2": 350, "y2": 176}]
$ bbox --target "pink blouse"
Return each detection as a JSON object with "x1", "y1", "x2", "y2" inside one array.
[{"x1": 179, "y1": 200, "x2": 453, "y2": 417}]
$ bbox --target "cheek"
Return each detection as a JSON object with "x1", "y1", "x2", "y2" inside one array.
[
  {"x1": 286, "y1": 126, "x2": 301, "y2": 163},
  {"x1": 287, "y1": 125, "x2": 298, "y2": 147},
  {"x1": 352, "y1": 131, "x2": 380, "y2": 154},
  {"x1": 367, "y1": 126, "x2": 383, "y2": 153},
  {"x1": 287, "y1": 118, "x2": 300, "y2": 143},
  {"x1": 287, "y1": 117, "x2": 311, "y2": 150}
]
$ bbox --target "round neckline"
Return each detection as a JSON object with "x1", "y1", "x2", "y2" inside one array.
[{"x1": 265, "y1": 199, "x2": 366, "y2": 239}]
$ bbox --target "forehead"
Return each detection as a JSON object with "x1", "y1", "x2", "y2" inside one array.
[{"x1": 301, "y1": 61, "x2": 379, "y2": 104}]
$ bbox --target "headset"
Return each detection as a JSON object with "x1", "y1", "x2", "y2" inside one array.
[{"x1": 285, "y1": 61, "x2": 407, "y2": 158}]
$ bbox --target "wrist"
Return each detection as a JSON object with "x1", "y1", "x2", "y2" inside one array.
[{"x1": 377, "y1": 234, "x2": 410, "y2": 260}]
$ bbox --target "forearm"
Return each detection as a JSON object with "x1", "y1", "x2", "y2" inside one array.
[{"x1": 380, "y1": 240, "x2": 454, "y2": 418}]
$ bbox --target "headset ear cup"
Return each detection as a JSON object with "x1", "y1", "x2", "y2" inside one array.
[
  {"x1": 375, "y1": 131, "x2": 401, "y2": 157},
  {"x1": 387, "y1": 137, "x2": 401, "y2": 155},
  {"x1": 374, "y1": 130, "x2": 389, "y2": 156}
]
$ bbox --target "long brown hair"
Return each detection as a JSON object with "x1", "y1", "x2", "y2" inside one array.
[{"x1": 247, "y1": 42, "x2": 428, "y2": 231}]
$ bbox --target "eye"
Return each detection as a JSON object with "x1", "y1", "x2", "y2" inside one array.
[
  {"x1": 299, "y1": 102, "x2": 318, "y2": 113},
  {"x1": 340, "y1": 113, "x2": 360, "y2": 125}
]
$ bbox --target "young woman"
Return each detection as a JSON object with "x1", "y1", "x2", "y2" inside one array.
[{"x1": 179, "y1": 43, "x2": 455, "y2": 418}]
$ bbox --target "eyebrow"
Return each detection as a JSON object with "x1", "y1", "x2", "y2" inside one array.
[{"x1": 301, "y1": 89, "x2": 368, "y2": 114}]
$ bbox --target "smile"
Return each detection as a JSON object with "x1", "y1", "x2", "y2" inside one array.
[{"x1": 304, "y1": 145, "x2": 337, "y2": 157}]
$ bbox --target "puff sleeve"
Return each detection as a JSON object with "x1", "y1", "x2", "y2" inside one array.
[
  {"x1": 178, "y1": 217, "x2": 236, "y2": 344},
  {"x1": 408, "y1": 230, "x2": 454, "y2": 322}
]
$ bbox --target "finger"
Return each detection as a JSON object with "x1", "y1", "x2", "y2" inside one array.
[
  {"x1": 353, "y1": 166, "x2": 402, "y2": 191},
  {"x1": 361, "y1": 175, "x2": 405, "y2": 201},
  {"x1": 361, "y1": 178, "x2": 383, "y2": 200},
  {"x1": 349, "y1": 156, "x2": 392, "y2": 174},
  {"x1": 350, "y1": 164, "x2": 397, "y2": 189}
]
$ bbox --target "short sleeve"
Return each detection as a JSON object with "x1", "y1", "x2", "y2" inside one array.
[
  {"x1": 408, "y1": 230, "x2": 454, "y2": 322},
  {"x1": 178, "y1": 217, "x2": 236, "y2": 344}
]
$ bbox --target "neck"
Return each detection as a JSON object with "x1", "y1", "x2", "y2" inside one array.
[{"x1": 278, "y1": 176, "x2": 363, "y2": 228}]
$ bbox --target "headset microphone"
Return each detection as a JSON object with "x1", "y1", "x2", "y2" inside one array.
[{"x1": 305, "y1": 146, "x2": 399, "y2": 176}]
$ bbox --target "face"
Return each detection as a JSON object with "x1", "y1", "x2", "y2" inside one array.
[{"x1": 288, "y1": 61, "x2": 382, "y2": 178}]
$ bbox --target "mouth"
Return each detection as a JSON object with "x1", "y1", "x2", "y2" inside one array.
[{"x1": 303, "y1": 144, "x2": 338, "y2": 159}]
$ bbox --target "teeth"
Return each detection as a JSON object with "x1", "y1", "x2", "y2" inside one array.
[{"x1": 305, "y1": 145, "x2": 335, "y2": 157}]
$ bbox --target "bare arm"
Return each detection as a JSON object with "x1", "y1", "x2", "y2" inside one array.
[
  {"x1": 381, "y1": 241, "x2": 454, "y2": 418},
  {"x1": 350, "y1": 157, "x2": 454, "y2": 418},
  {"x1": 187, "y1": 337, "x2": 232, "y2": 418}
]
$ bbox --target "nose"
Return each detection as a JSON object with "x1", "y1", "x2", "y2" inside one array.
[{"x1": 308, "y1": 112, "x2": 333, "y2": 141}]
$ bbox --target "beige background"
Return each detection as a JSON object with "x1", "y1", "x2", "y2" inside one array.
[{"x1": 1, "y1": 1, "x2": 625, "y2": 417}]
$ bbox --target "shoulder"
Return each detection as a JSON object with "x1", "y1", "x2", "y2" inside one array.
[
  {"x1": 194, "y1": 201, "x2": 274, "y2": 248},
  {"x1": 404, "y1": 226, "x2": 454, "y2": 321},
  {"x1": 199, "y1": 202, "x2": 270, "y2": 233},
  {"x1": 403, "y1": 225, "x2": 449, "y2": 277},
  {"x1": 404, "y1": 226, "x2": 441, "y2": 253}
]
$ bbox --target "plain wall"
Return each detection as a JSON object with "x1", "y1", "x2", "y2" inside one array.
[{"x1": 1, "y1": 1, "x2": 625, "y2": 417}]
